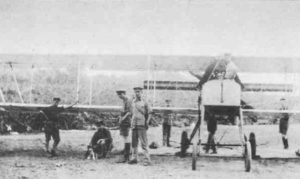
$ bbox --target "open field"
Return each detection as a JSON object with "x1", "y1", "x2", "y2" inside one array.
[{"x1": 1, "y1": 124, "x2": 300, "y2": 179}]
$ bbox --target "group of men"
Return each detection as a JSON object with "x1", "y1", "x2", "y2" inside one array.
[
  {"x1": 115, "y1": 87, "x2": 152, "y2": 166},
  {"x1": 87, "y1": 87, "x2": 155, "y2": 165},
  {"x1": 41, "y1": 87, "x2": 155, "y2": 166},
  {"x1": 87, "y1": 86, "x2": 174, "y2": 164}
]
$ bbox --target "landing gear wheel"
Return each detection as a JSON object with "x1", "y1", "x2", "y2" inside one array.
[
  {"x1": 249, "y1": 132, "x2": 256, "y2": 159},
  {"x1": 244, "y1": 141, "x2": 252, "y2": 172},
  {"x1": 192, "y1": 143, "x2": 197, "y2": 170},
  {"x1": 180, "y1": 131, "x2": 189, "y2": 157}
]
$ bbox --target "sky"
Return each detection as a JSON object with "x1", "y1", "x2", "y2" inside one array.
[{"x1": 0, "y1": 0, "x2": 299, "y2": 57}]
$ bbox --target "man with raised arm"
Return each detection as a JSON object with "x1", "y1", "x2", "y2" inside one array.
[{"x1": 40, "y1": 97, "x2": 77, "y2": 157}]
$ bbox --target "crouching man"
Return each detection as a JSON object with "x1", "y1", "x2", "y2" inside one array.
[{"x1": 89, "y1": 120, "x2": 113, "y2": 158}]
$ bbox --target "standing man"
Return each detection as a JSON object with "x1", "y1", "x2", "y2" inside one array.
[
  {"x1": 40, "y1": 97, "x2": 76, "y2": 157},
  {"x1": 279, "y1": 97, "x2": 290, "y2": 149},
  {"x1": 128, "y1": 87, "x2": 152, "y2": 166},
  {"x1": 162, "y1": 99, "x2": 172, "y2": 147},
  {"x1": 205, "y1": 112, "x2": 218, "y2": 154},
  {"x1": 116, "y1": 90, "x2": 132, "y2": 163}
]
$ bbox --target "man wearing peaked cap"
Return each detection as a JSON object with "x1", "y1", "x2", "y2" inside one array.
[
  {"x1": 116, "y1": 90, "x2": 126, "y2": 95},
  {"x1": 129, "y1": 86, "x2": 152, "y2": 166},
  {"x1": 39, "y1": 97, "x2": 77, "y2": 157},
  {"x1": 133, "y1": 87, "x2": 143, "y2": 91},
  {"x1": 53, "y1": 97, "x2": 61, "y2": 102},
  {"x1": 116, "y1": 89, "x2": 132, "y2": 163}
]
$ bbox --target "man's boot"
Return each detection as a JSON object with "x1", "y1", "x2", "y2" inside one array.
[
  {"x1": 50, "y1": 141, "x2": 59, "y2": 157},
  {"x1": 163, "y1": 134, "x2": 167, "y2": 146},
  {"x1": 143, "y1": 151, "x2": 151, "y2": 166},
  {"x1": 211, "y1": 136, "x2": 217, "y2": 154},
  {"x1": 284, "y1": 139, "x2": 289, "y2": 149},
  {"x1": 167, "y1": 126, "x2": 172, "y2": 147},
  {"x1": 282, "y1": 137, "x2": 289, "y2": 149},
  {"x1": 167, "y1": 136, "x2": 171, "y2": 147},
  {"x1": 50, "y1": 149, "x2": 57, "y2": 157},
  {"x1": 125, "y1": 143, "x2": 130, "y2": 161},
  {"x1": 128, "y1": 147, "x2": 138, "y2": 164},
  {"x1": 121, "y1": 145, "x2": 125, "y2": 155},
  {"x1": 205, "y1": 134, "x2": 212, "y2": 153},
  {"x1": 117, "y1": 143, "x2": 130, "y2": 163},
  {"x1": 117, "y1": 143, "x2": 126, "y2": 163},
  {"x1": 45, "y1": 141, "x2": 50, "y2": 154}
]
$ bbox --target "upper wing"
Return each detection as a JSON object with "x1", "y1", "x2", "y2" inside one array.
[{"x1": 1, "y1": 54, "x2": 299, "y2": 73}]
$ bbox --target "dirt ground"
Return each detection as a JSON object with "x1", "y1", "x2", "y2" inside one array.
[{"x1": 1, "y1": 124, "x2": 300, "y2": 179}]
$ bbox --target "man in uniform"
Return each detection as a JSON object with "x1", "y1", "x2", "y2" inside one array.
[
  {"x1": 128, "y1": 87, "x2": 152, "y2": 166},
  {"x1": 205, "y1": 112, "x2": 218, "y2": 154},
  {"x1": 89, "y1": 120, "x2": 113, "y2": 158},
  {"x1": 162, "y1": 99, "x2": 172, "y2": 147},
  {"x1": 197, "y1": 55, "x2": 244, "y2": 90},
  {"x1": 116, "y1": 89, "x2": 132, "y2": 163},
  {"x1": 40, "y1": 97, "x2": 76, "y2": 157},
  {"x1": 279, "y1": 97, "x2": 289, "y2": 149}
]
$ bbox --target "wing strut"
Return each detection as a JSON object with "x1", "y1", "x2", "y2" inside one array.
[
  {"x1": 29, "y1": 64, "x2": 34, "y2": 104},
  {"x1": 9, "y1": 62, "x2": 24, "y2": 103},
  {"x1": 0, "y1": 88, "x2": 6, "y2": 103},
  {"x1": 76, "y1": 60, "x2": 81, "y2": 103}
]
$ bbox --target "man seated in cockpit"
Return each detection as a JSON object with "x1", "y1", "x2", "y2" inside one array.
[{"x1": 195, "y1": 55, "x2": 244, "y2": 90}]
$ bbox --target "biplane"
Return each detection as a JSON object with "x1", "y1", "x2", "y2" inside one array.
[
  {"x1": 142, "y1": 56, "x2": 300, "y2": 172},
  {"x1": 0, "y1": 54, "x2": 300, "y2": 172}
]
